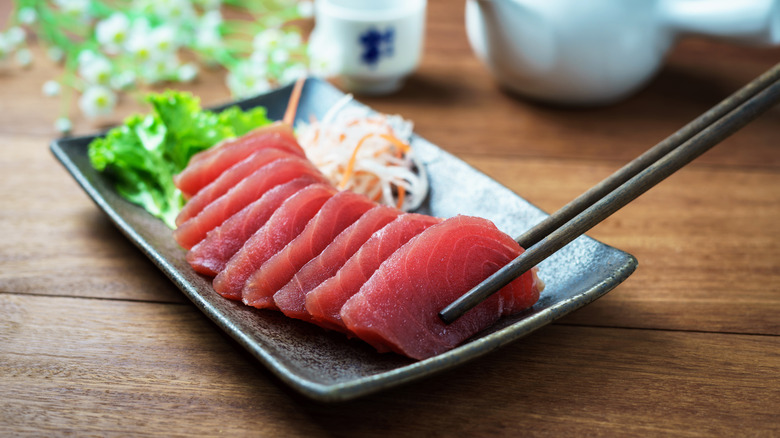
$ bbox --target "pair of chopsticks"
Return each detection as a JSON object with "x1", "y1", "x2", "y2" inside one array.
[{"x1": 439, "y1": 63, "x2": 780, "y2": 325}]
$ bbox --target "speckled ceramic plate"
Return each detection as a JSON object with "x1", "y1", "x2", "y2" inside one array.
[{"x1": 51, "y1": 78, "x2": 637, "y2": 402}]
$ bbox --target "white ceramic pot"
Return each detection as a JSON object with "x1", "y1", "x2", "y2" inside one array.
[{"x1": 466, "y1": 0, "x2": 780, "y2": 105}]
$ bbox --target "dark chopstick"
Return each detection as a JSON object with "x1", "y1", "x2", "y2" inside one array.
[{"x1": 439, "y1": 63, "x2": 780, "y2": 325}]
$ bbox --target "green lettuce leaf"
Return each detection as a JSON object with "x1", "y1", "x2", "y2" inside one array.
[{"x1": 88, "y1": 90, "x2": 272, "y2": 229}]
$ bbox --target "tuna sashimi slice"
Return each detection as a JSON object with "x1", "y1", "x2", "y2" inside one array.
[
  {"x1": 174, "y1": 123, "x2": 304, "y2": 198},
  {"x1": 305, "y1": 213, "x2": 441, "y2": 333},
  {"x1": 340, "y1": 215, "x2": 544, "y2": 361},
  {"x1": 212, "y1": 184, "x2": 336, "y2": 301},
  {"x1": 186, "y1": 174, "x2": 328, "y2": 276},
  {"x1": 241, "y1": 190, "x2": 377, "y2": 312},
  {"x1": 173, "y1": 156, "x2": 325, "y2": 250},
  {"x1": 273, "y1": 205, "x2": 401, "y2": 322},
  {"x1": 176, "y1": 148, "x2": 298, "y2": 226}
]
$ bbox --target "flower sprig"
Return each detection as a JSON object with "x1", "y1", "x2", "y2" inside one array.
[{"x1": 5, "y1": 0, "x2": 319, "y2": 134}]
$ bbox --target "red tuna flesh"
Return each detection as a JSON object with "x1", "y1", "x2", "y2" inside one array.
[
  {"x1": 305, "y1": 213, "x2": 441, "y2": 333},
  {"x1": 173, "y1": 156, "x2": 324, "y2": 250},
  {"x1": 242, "y1": 190, "x2": 377, "y2": 313},
  {"x1": 174, "y1": 123, "x2": 304, "y2": 198},
  {"x1": 273, "y1": 205, "x2": 401, "y2": 322},
  {"x1": 212, "y1": 184, "x2": 336, "y2": 301},
  {"x1": 176, "y1": 148, "x2": 299, "y2": 226},
  {"x1": 341, "y1": 215, "x2": 543, "y2": 360},
  {"x1": 186, "y1": 174, "x2": 328, "y2": 276}
]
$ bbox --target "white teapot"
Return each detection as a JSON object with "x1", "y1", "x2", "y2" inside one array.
[{"x1": 466, "y1": 0, "x2": 780, "y2": 105}]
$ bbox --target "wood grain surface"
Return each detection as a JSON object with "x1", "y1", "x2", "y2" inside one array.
[{"x1": 1, "y1": 1, "x2": 779, "y2": 436}]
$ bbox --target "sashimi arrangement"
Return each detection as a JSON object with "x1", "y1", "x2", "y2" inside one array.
[{"x1": 89, "y1": 83, "x2": 544, "y2": 361}]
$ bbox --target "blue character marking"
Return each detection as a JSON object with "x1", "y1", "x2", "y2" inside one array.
[{"x1": 358, "y1": 27, "x2": 395, "y2": 68}]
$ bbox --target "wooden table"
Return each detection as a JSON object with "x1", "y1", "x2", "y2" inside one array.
[{"x1": 2, "y1": 2, "x2": 778, "y2": 436}]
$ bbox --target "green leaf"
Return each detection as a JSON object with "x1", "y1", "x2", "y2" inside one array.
[{"x1": 87, "y1": 90, "x2": 272, "y2": 229}]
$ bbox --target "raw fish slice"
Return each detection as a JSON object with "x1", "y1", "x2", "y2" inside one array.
[
  {"x1": 174, "y1": 123, "x2": 304, "y2": 198},
  {"x1": 212, "y1": 184, "x2": 336, "y2": 301},
  {"x1": 186, "y1": 174, "x2": 328, "y2": 276},
  {"x1": 273, "y1": 205, "x2": 401, "y2": 321},
  {"x1": 305, "y1": 213, "x2": 441, "y2": 333},
  {"x1": 341, "y1": 215, "x2": 543, "y2": 360},
  {"x1": 176, "y1": 148, "x2": 298, "y2": 226},
  {"x1": 242, "y1": 190, "x2": 377, "y2": 311},
  {"x1": 173, "y1": 156, "x2": 324, "y2": 250}
]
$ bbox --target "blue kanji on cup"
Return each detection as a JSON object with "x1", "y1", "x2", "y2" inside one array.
[{"x1": 359, "y1": 27, "x2": 395, "y2": 67}]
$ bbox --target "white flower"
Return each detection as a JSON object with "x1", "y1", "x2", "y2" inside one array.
[
  {"x1": 110, "y1": 71, "x2": 136, "y2": 90},
  {"x1": 226, "y1": 61, "x2": 272, "y2": 98},
  {"x1": 194, "y1": 25, "x2": 222, "y2": 56},
  {"x1": 18, "y1": 7, "x2": 38, "y2": 25},
  {"x1": 79, "y1": 55, "x2": 113, "y2": 85},
  {"x1": 55, "y1": 117, "x2": 72, "y2": 134},
  {"x1": 55, "y1": 0, "x2": 90, "y2": 20},
  {"x1": 270, "y1": 48, "x2": 289, "y2": 64},
  {"x1": 125, "y1": 19, "x2": 154, "y2": 61},
  {"x1": 149, "y1": 25, "x2": 178, "y2": 55},
  {"x1": 43, "y1": 80, "x2": 61, "y2": 96},
  {"x1": 177, "y1": 63, "x2": 198, "y2": 82},
  {"x1": 77, "y1": 49, "x2": 98, "y2": 66},
  {"x1": 146, "y1": 0, "x2": 195, "y2": 23},
  {"x1": 96, "y1": 13, "x2": 130, "y2": 54},
  {"x1": 15, "y1": 48, "x2": 32, "y2": 67},
  {"x1": 297, "y1": 1, "x2": 314, "y2": 19},
  {"x1": 79, "y1": 85, "x2": 117, "y2": 118},
  {"x1": 253, "y1": 28, "x2": 285, "y2": 53},
  {"x1": 308, "y1": 44, "x2": 340, "y2": 77},
  {"x1": 200, "y1": 10, "x2": 222, "y2": 30},
  {"x1": 141, "y1": 56, "x2": 180, "y2": 83},
  {"x1": 6, "y1": 27, "x2": 26, "y2": 47},
  {"x1": 279, "y1": 63, "x2": 307, "y2": 85}
]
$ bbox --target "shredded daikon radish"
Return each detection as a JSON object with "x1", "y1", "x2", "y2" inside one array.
[{"x1": 296, "y1": 95, "x2": 428, "y2": 211}]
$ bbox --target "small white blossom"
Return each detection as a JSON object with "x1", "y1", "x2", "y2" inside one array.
[
  {"x1": 253, "y1": 28, "x2": 285, "y2": 53},
  {"x1": 149, "y1": 25, "x2": 178, "y2": 55},
  {"x1": 79, "y1": 85, "x2": 117, "y2": 118},
  {"x1": 200, "y1": 10, "x2": 222, "y2": 30},
  {"x1": 279, "y1": 62, "x2": 307, "y2": 85},
  {"x1": 141, "y1": 56, "x2": 180, "y2": 83},
  {"x1": 96, "y1": 13, "x2": 131, "y2": 54},
  {"x1": 43, "y1": 80, "x2": 61, "y2": 96},
  {"x1": 55, "y1": 117, "x2": 72, "y2": 134},
  {"x1": 77, "y1": 49, "x2": 98, "y2": 66},
  {"x1": 79, "y1": 55, "x2": 113, "y2": 85},
  {"x1": 226, "y1": 61, "x2": 272, "y2": 98},
  {"x1": 297, "y1": 1, "x2": 314, "y2": 19},
  {"x1": 177, "y1": 63, "x2": 198, "y2": 82},
  {"x1": 6, "y1": 27, "x2": 26, "y2": 47},
  {"x1": 125, "y1": 19, "x2": 154, "y2": 61},
  {"x1": 270, "y1": 48, "x2": 289, "y2": 64},
  {"x1": 15, "y1": 48, "x2": 32, "y2": 67},
  {"x1": 18, "y1": 7, "x2": 38, "y2": 25},
  {"x1": 55, "y1": 0, "x2": 90, "y2": 20},
  {"x1": 110, "y1": 70, "x2": 137, "y2": 90}
]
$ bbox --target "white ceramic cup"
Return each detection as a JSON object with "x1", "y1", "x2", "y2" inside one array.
[{"x1": 309, "y1": 0, "x2": 427, "y2": 95}]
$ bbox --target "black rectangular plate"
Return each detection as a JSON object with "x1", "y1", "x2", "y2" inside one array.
[{"x1": 50, "y1": 78, "x2": 637, "y2": 402}]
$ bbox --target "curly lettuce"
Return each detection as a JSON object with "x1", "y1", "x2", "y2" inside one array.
[{"x1": 88, "y1": 90, "x2": 271, "y2": 228}]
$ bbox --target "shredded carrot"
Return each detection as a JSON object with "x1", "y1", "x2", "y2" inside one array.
[
  {"x1": 338, "y1": 133, "x2": 375, "y2": 189},
  {"x1": 282, "y1": 77, "x2": 305, "y2": 126},
  {"x1": 295, "y1": 98, "x2": 427, "y2": 212},
  {"x1": 396, "y1": 185, "x2": 406, "y2": 209}
]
